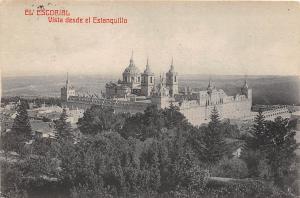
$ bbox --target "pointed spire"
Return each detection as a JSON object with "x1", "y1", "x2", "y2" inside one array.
[
  {"x1": 66, "y1": 72, "x2": 69, "y2": 85},
  {"x1": 207, "y1": 76, "x2": 214, "y2": 93},
  {"x1": 243, "y1": 75, "x2": 248, "y2": 89},
  {"x1": 144, "y1": 56, "x2": 153, "y2": 75},
  {"x1": 129, "y1": 50, "x2": 134, "y2": 66},
  {"x1": 208, "y1": 76, "x2": 212, "y2": 87},
  {"x1": 146, "y1": 56, "x2": 149, "y2": 66},
  {"x1": 145, "y1": 56, "x2": 150, "y2": 70},
  {"x1": 169, "y1": 57, "x2": 174, "y2": 72}
]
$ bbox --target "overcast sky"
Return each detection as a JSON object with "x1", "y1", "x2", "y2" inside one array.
[{"x1": 1, "y1": 1, "x2": 300, "y2": 77}]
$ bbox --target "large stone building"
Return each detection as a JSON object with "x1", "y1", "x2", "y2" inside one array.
[
  {"x1": 104, "y1": 54, "x2": 175, "y2": 99},
  {"x1": 61, "y1": 54, "x2": 254, "y2": 125}
]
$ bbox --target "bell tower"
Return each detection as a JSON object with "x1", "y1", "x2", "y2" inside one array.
[
  {"x1": 141, "y1": 57, "x2": 155, "y2": 97},
  {"x1": 166, "y1": 58, "x2": 178, "y2": 97}
]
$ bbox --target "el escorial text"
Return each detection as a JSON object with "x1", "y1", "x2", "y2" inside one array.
[{"x1": 24, "y1": 8, "x2": 128, "y2": 24}]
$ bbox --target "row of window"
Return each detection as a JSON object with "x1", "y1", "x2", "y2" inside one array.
[
  {"x1": 124, "y1": 76, "x2": 155, "y2": 84},
  {"x1": 124, "y1": 75, "x2": 177, "y2": 84}
]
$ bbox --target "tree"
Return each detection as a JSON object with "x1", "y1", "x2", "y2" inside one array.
[
  {"x1": 163, "y1": 103, "x2": 189, "y2": 129},
  {"x1": 187, "y1": 127, "x2": 206, "y2": 162},
  {"x1": 202, "y1": 107, "x2": 229, "y2": 163},
  {"x1": 170, "y1": 132, "x2": 208, "y2": 191},
  {"x1": 242, "y1": 112, "x2": 299, "y2": 190},
  {"x1": 2, "y1": 101, "x2": 32, "y2": 154},
  {"x1": 263, "y1": 117, "x2": 299, "y2": 189},
  {"x1": 121, "y1": 105, "x2": 165, "y2": 140},
  {"x1": 55, "y1": 109, "x2": 73, "y2": 141},
  {"x1": 208, "y1": 106, "x2": 221, "y2": 130},
  {"x1": 78, "y1": 105, "x2": 128, "y2": 135},
  {"x1": 211, "y1": 157, "x2": 248, "y2": 179},
  {"x1": 242, "y1": 109, "x2": 267, "y2": 177},
  {"x1": 248, "y1": 109, "x2": 267, "y2": 150}
]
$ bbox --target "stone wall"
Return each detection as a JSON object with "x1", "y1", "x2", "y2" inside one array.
[
  {"x1": 63, "y1": 95, "x2": 252, "y2": 126},
  {"x1": 62, "y1": 97, "x2": 151, "y2": 114},
  {"x1": 179, "y1": 99, "x2": 252, "y2": 126}
]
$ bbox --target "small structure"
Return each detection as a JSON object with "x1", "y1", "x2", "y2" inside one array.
[{"x1": 30, "y1": 120, "x2": 55, "y2": 139}]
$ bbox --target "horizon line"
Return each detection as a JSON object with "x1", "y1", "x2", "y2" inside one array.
[{"x1": 2, "y1": 73, "x2": 299, "y2": 78}]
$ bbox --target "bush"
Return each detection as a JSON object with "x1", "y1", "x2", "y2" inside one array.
[
  {"x1": 204, "y1": 179, "x2": 293, "y2": 198},
  {"x1": 70, "y1": 184, "x2": 113, "y2": 198},
  {"x1": 211, "y1": 157, "x2": 248, "y2": 179},
  {"x1": 183, "y1": 165, "x2": 209, "y2": 190}
]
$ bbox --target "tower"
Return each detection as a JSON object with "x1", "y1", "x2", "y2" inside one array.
[
  {"x1": 241, "y1": 78, "x2": 251, "y2": 99},
  {"x1": 207, "y1": 77, "x2": 214, "y2": 95},
  {"x1": 151, "y1": 74, "x2": 171, "y2": 109},
  {"x1": 141, "y1": 57, "x2": 155, "y2": 97},
  {"x1": 61, "y1": 73, "x2": 76, "y2": 101},
  {"x1": 166, "y1": 58, "x2": 178, "y2": 97}
]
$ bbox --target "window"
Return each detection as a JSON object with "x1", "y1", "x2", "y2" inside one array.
[
  {"x1": 175, "y1": 76, "x2": 177, "y2": 82},
  {"x1": 138, "y1": 77, "x2": 140, "y2": 82},
  {"x1": 150, "y1": 77, "x2": 153, "y2": 83}
]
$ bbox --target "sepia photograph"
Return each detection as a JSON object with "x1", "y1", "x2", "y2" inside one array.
[{"x1": 0, "y1": 1, "x2": 300, "y2": 197}]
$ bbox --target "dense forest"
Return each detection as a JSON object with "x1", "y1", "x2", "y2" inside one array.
[{"x1": 1, "y1": 101, "x2": 299, "y2": 197}]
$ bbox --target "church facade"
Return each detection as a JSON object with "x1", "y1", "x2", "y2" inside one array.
[
  {"x1": 104, "y1": 54, "x2": 177, "y2": 99},
  {"x1": 61, "y1": 55, "x2": 253, "y2": 125}
]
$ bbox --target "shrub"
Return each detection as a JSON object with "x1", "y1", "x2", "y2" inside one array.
[
  {"x1": 70, "y1": 184, "x2": 113, "y2": 198},
  {"x1": 211, "y1": 157, "x2": 248, "y2": 179}
]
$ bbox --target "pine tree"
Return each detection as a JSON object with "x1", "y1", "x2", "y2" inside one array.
[
  {"x1": 203, "y1": 106, "x2": 228, "y2": 163},
  {"x1": 264, "y1": 117, "x2": 299, "y2": 188},
  {"x1": 3, "y1": 101, "x2": 32, "y2": 154},
  {"x1": 208, "y1": 106, "x2": 221, "y2": 130},
  {"x1": 78, "y1": 105, "x2": 126, "y2": 135},
  {"x1": 163, "y1": 103, "x2": 188, "y2": 129},
  {"x1": 250, "y1": 109, "x2": 267, "y2": 150},
  {"x1": 242, "y1": 109, "x2": 267, "y2": 177},
  {"x1": 242, "y1": 110, "x2": 299, "y2": 187},
  {"x1": 55, "y1": 109, "x2": 73, "y2": 142}
]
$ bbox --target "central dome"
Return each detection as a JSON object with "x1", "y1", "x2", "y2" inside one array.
[{"x1": 123, "y1": 58, "x2": 141, "y2": 75}]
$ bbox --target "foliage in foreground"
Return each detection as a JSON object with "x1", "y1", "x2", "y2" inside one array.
[{"x1": 1, "y1": 105, "x2": 298, "y2": 197}]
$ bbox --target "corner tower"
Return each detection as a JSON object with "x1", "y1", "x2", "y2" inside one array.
[
  {"x1": 141, "y1": 57, "x2": 155, "y2": 97},
  {"x1": 241, "y1": 79, "x2": 252, "y2": 100},
  {"x1": 166, "y1": 58, "x2": 178, "y2": 97},
  {"x1": 61, "y1": 73, "x2": 76, "y2": 101},
  {"x1": 241, "y1": 79, "x2": 252, "y2": 106}
]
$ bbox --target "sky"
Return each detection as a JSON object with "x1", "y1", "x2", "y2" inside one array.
[{"x1": 1, "y1": 1, "x2": 300, "y2": 77}]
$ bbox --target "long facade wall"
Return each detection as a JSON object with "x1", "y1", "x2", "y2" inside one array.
[
  {"x1": 63, "y1": 99, "x2": 150, "y2": 114},
  {"x1": 179, "y1": 100, "x2": 252, "y2": 126},
  {"x1": 64, "y1": 96, "x2": 252, "y2": 126}
]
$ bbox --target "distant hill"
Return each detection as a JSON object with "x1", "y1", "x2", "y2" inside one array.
[
  {"x1": 2, "y1": 74, "x2": 299, "y2": 105},
  {"x1": 179, "y1": 75, "x2": 300, "y2": 105}
]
